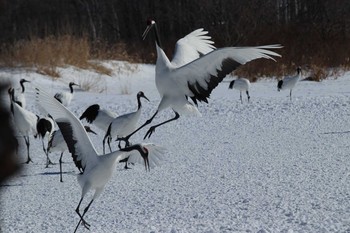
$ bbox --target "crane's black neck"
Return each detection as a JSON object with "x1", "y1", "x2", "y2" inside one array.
[
  {"x1": 69, "y1": 83, "x2": 74, "y2": 93},
  {"x1": 137, "y1": 95, "x2": 142, "y2": 110},
  {"x1": 153, "y1": 23, "x2": 162, "y2": 49},
  {"x1": 20, "y1": 81, "x2": 26, "y2": 93}
]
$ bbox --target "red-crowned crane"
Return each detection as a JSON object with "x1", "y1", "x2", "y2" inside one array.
[
  {"x1": 104, "y1": 91, "x2": 149, "y2": 153},
  {"x1": 35, "y1": 87, "x2": 165, "y2": 232},
  {"x1": 277, "y1": 66, "x2": 302, "y2": 100},
  {"x1": 8, "y1": 87, "x2": 37, "y2": 163},
  {"x1": 79, "y1": 104, "x2": 118, "y2": 133},
  {"x1": 228, "y1": 78, "x2": 251, "y2": 103},
  {"x1": 54, "y1": 82, "x2": 79, "y2": 106},
  {"x1": 35, "y1": 115, "x2": 54, "y2": 167},
  {"x1": 14, "y1": 79, "x2": 30, "y2": 108},
  {"x1": 120, "y1": 19, "x2": 282, "y2": 142}
]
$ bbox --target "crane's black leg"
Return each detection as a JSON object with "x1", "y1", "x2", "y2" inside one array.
[
  {"x1": 144, "y1": 111, "x2": 180, "y2": 139},
  {"x1": 107, "y1": 136, "x2": 112, "y2": 153},
  {"x1": 74, "y1": 198, "x2": 92, "y2": 233},
  {"x1": 118, "y1": 111, "x2": 159, "y2": 145},
  {"x1": 246, "y1": 91, "x2": 250, "y2": 103},
  {"x1": 240, "y1": 91, "x2": 243, "y2": 104},
  {"x1": 59, "y1": 152, "x2": 63, "y2": 182},
  {"x1": 24, "y1": 136, "x2": 32, "y2": 164},
  {"x1": 290, "y1": 89, "x2": 292, "y2": 101}
]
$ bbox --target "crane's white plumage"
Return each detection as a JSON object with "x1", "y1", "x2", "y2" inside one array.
[
  {"x1": 171, "y1": 28, "x2": 215, "y2": 67},
  {"x1": 80, "y1": 104, "x2": 118, "y2": 132},
  {"x1": 278, "y1": 67, "x2": 302, "y2": 100},
  {"x1": 9, "y1": 87, "x2": 37, "y2": 163},
  {"x1": 103, "y1": 91, "x2": 149, "y2": 153},
  {"x1": 35, "y1": 86, "x2": 165, "y2": 231},
  {"x1": 47, "y1": 125, "x2": 97, "y2": 182},
  {"x1": 54, "y1": 82, "x2": 79, "y2": 107},
  {"x1": 14, "y1": 79, "x2": 30, "y2": 108},
  {"x1": 229, "y1": 78, "x2": 251, "y2": 103},
  {"x1": 122, "y1": 19, "x2": 282, "y2": 141}
]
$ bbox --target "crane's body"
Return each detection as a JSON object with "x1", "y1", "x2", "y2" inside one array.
[
  {"x1": 229, "y1": 78, "x2": 251, "y2": 103},
  {"x1": 121, "y1": 19, "x2": 282, "y2": 141}
]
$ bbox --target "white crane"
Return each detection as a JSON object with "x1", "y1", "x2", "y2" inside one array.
[
  {"x1": 120, "y1": 19, "x2": 282, "y2": 142},
  {"x1": 103, "y1": 91, "x2": 149, "y2": 154},
  {"x1": 35, "y1": 87, "x2": 165, "y2": 232},
  {"x1": 47, "y1": 125, "x2": 97, "y2": 182},
  {"x1": 35, "y1": 115, "x2": 54, "y2": 167},
  {"x1": 277, "y1": 66, "x2": 302, "y2": 100},
  {"x1": 228, "y1": 78, "x2": 251, "y2": 103},
  {"x1": 8, "y1": 87, "x2": 37, "y2": 163},
  {"x1": 79, "y1": 104, "x2": 118, "y2": 132},
  {"x1": 14, "y1": 79, "x2": 30, "y2": 108},
  {"x1": 54, "y1": 82, "x2": 79, "y2": 106}
]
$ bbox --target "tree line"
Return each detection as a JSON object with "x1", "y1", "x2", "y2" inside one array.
[{"x1": 0, "y1": 0, "x2": 349, "y2": 68}]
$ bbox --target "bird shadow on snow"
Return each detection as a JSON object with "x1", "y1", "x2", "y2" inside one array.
[
  {"x1": 322, "y1": 131, "x2": 350, "y2": 135},
  {"x1": 37, "y1": 171, "x2": 75, "y2": 176}
]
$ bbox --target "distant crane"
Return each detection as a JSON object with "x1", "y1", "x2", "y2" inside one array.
[
  {"x1": 120, "y1": 19, "x2": 282, "y2": 142},
  {"x1": 54, "y1": 82, "x2": 79, "y2": 106},
  {"x1": 103, "y1": 91, "x2": 149, "y2": 154},
  {"x1": 14, "y1": 79, "x2": 30, "y2": 108},
  {"x1": 79, "y1": 104, "x2": 118, "y2": 132},
  {"x1": 35, "y1": 115, "x2": 54, "y2": 167},
  {"x1": 35, "y1": 87, "x2": 165, "y2": 232},
  {"x1": 277, "y1": 66, "x2": 302, "y2": 100},
  {"x1": 8, "y1": 87, "x2": 37, "y2": 163},
  {"x1": 229, "y1": 78, "x2": 251, "y2": 103},
  {"x1": 47, "y1": 125, "x2": 97, "y2": 182}
]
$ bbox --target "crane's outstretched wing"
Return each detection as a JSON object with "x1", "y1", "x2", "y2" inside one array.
[
  {"x1": 36, "y1": 87, "x2": 98, "y2": 172},
  {"x1": 173, "y1": 45, "x2": 282, "y2": 104},
  {"x1": 171, "y1": 29, "x2": 215, "y2": 68},
  {"x1": 126, "y1": 143, "x2": 166, "y2": 169}
]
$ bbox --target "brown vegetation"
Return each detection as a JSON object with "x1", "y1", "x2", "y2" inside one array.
[{"x1": 0, "y1": 0, "x2": 349, "y2": 79}]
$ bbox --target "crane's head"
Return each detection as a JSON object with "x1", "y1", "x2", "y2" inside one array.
[
  {"x1": 142, "y1": 19, "x2": 156, "y2": 40},
  {"x1": 20, "y1": 79, "x2": 30, "y2": 84},
  {"x1": 69, "y1": 82, "x2": 79, "y2": 87},
  {"x1": 137, "y1": 91, "x2": 150, "y2": 102},
  {"x1": 83, "y1": 126, "x2": 97, "y2": 135},
  {"x1": 121, "y1": 144, "x2": 150, "y2": 171}
]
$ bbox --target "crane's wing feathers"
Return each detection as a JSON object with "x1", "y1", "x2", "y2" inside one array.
[
  {"x1": 126, "y1": 143, "x2": 166, "y2": 169},
  {"x1": 171, "y1": 29, "x2": 215, "y2": 67},
  {"x1": 175, "y1": 45, "x2": 282, "y2": 104},
  {"x1": 36, "y1": 87, "x2": 99, "y2": 172}
]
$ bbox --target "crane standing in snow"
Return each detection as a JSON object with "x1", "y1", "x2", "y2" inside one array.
[
  {"x1": 229, "y1": 78, "x2": 251, "y2": 104},
  {"x1": 277, "y1": 66, "x2": 302, "y2": 100},
  {"x1": 54, "y1": 82, "x2": 79, "y2": 107}
]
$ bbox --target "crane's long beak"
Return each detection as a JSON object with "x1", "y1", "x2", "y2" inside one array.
[
  {"x1": 84, "y1": 126, "x2": 97, "y2": 135},
  {"x1": 143, "y1": 95, "x2": 150, "y2": 102},
  {"x1": 143, "y1": 156, "x2": 150, "y2": 172},
  {"x1": 142, "y1": 24, "x2": 153, "y2": 40}
]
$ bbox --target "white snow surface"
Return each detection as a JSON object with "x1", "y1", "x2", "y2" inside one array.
[{"x1": 1, "y1": 62, "x2": 350, "y2": 233}]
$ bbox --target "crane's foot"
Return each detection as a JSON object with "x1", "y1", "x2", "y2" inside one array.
[{"x1": 144, "y1": 126, "x2": 156, "y2": 139}]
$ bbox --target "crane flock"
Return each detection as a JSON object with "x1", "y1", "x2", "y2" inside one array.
[{"x1": 5, "y1": 18, "x2": 305, "y2": 232}]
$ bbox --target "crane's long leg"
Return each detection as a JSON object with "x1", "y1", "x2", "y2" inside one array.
[
  {"x1": 74, "y1": 198, "x2": 92, "y2": 233},
  {"x1": 42, "y1": 139, "x2": 54, "y2": 168},
  {"x1": 24, "y1": 136, "x2": 32, "y2": 164},
  {"x1": 290, "y1": 89, "x2": 292, "y2": 101},
  {"x1": 118, "y1": 111, "x2": 159, "y2": 146},
  {"x1": 240, "y1": 91, "x2": 243, "y2": 104},
  {"x1": 246, "y1": 91, "x2": 250, "y2": 103},
  {"x1": 144, "y1": 111, "x2": 180, "y2": 139},
  {"x1": 59, "y1": 152, "x2": 63, "y2": 182}
]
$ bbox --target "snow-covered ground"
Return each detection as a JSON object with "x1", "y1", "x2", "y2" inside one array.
[{"x1": 1, "y1": 62, "x2": 350, "y2": 232}]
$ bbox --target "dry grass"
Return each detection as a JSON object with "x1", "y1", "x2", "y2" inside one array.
[{"x1": 0, "y1": 35, "x2": 113, "y2": 77}]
